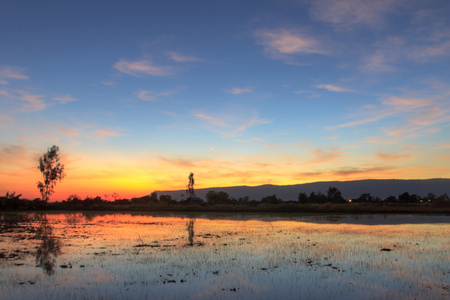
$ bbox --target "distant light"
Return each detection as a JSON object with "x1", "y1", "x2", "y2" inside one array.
[{"x1": 210, "y1": 147, "x2": 213, "y2": 151}]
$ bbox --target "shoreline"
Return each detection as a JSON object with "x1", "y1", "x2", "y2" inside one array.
[{"x1": 2, "y1": 202, "x2": 449, "y2": 215}]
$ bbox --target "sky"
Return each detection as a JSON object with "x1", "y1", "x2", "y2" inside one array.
[{"x1": 1, "y1": 0, "x2": 450, "y2": 201}]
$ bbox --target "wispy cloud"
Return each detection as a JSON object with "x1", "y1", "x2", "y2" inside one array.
[
  {"x1": 376, "y1": 150, "x2": 413, "y2": 162},
  {"x1": 53, "y1": 95, "x2": 78, "y2": 104},
  {"x1": 16, "y1": 90, "x2": 47, "y2": 112},
  {"x1": 315, "y1": 84, "x2": 354, "y2": 92},
  {"x1": 409, "y1": 40, "x2": 450, "y2": 62},
  {"x1": 95, "y1": 129, "x2": 125, "y2": 139},
  {"x1": 166, "y1": 51, "x2": 203, "y2": 62},
  {"x1": 136, "y1": 88, "x2": 182, "y2": 101},
  {"x1": 382, "y1": 96, "x2": 431, "y2": 110},
  {"x1": 0, "y1": 144, "x2": 36, "y2": 168},
  {"x1": 114, "y1": 59, "x2": 173, "y2": 77},
  {"x1": 326, "y1": 112, "x2": 393, "y2": 130},
  {"x1": 0, "y1": 114, "x2": 12, "y2": 120},
  {"x1": 328, "y1": 94, "x2": 437, "y2": 130},
  {"x1": 294, "y1": 90, "x2": 321, "y2": 98},
  {"x1": 194, "y1": 111, "x2": 272, "y2": 138},
  {"x1": 330, "y1": 165, "x2": 395, "y2": 176},
  {"x1": 255, "y1": 28, "x2": 328, "y2": 62},
  {"x1": 158, "y1": 156, "x2": 196, "y2": 167},
  {"x1": 136, "y1": 90, "x2": 159, "y2": 101},
  {"x1": 228, "y1": 86, "x2": 252, "y2": 95},
  {"x1": 309, "y1": 147, "x2": 342, "y2": 163},
  {"x1": 309, "y1": 0, "x2": 405, "y2": 30},
  {"x1": 435, "y1": 144, "x2": 450, "y2": 150},
  {"x1": 327, "y1": 85, "x2": 450, "y2": 145},
  {"x1": 57, "y1": 126, "x2": 82, "y2": 137},
  {"x1": 1, "y1": 89, "x2": 78, "y2": 112},
  {"x1": 236, "y1": 116, "x2": 272, "y2": 132},
  {"x1": 194, "y1": 113, "x2": 227, "y2": 127},
  {"x1": 362, "y1": 35, "x2": 450, "y2": 72},
  {"x1": 0, "y1": 66, "x2": 29, "y2": 85}
]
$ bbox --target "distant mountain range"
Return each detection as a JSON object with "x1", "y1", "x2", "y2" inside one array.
[{"x1": 155, "y1": 179, "x2": 450, "y2": 201}]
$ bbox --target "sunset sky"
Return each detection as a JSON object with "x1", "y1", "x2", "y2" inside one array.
[{"x1": 1, "y1": 0, "x2": 450, "y2": 200}]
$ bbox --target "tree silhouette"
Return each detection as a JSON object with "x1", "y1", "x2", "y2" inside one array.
[
  {"x1": 186, "y1": 172, "x2": 195, "y2": 198},
  {"x1": 37, "y1": 145, "x2": 65, "y2": 202},
  {"x1": 327, "y1": 186, "x2": 345, "y2": 203}
]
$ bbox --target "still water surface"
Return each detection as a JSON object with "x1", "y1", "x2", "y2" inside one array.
[{"x1": 0, "y1": 212, "x2": 449, "y2": 299}]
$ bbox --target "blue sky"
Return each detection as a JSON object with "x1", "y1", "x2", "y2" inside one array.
[{"x1": 1, "y1": 0, "x2": 450, "y2": 200}]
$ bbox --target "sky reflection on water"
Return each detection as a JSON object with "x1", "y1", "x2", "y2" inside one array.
[{"x1": 0, "y1": 213, "x2": 449, "y2": 299}]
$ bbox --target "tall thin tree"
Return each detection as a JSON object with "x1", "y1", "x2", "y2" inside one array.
[
  {"x1": 186, "y1": 172, "x2": 195, "y2": 198},
  {"x1": 37, "y1": 145, "x2": 65, "y2": 202}
]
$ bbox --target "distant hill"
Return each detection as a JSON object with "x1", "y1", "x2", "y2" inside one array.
[{"x1": 154, "y1": 179, "x2": 450, "y2": 201}]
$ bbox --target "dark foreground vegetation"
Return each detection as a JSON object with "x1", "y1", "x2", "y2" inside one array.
[{"x1": 1, "y1": 187, "x2": 450, "y2": 214}]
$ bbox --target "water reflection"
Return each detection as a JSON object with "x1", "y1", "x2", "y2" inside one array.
[
  {"x1": 0, "y1": 213, "x2": 448, "y2": 300},
  {"x1": 35, "y1": 217, "x2": 61, "y2": 275},
  {"x1": 186, "y1": 218, "x2": 196, "y2": 246}
]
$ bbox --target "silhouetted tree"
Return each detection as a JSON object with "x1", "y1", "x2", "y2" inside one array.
[
  {"x1": 309, "y1": 191, "x2": 327, "y2": 203},
  {"x1": 150, "y1": 192, "x2": 158, "y2": 203},
  {"x1": 206, "y1": 191, "x2": 229, "y2": 205},
  {"x1": 355, "y1": 193, "x2": 373, "y2": 203},
  {"x1": 37, "y1": 145, "x2": 65, "y2": 202},
  {"x1": 67, "y1": 194, "x2": 82, "y2": 208},
  {"x1": 437, "y1": 193, "x2": 449, "y2": 201},
  {"x1": 187, "y1": 172, "x2": 195, "y2": 198},
  {"x1": 426, "y1": 193, "x2": 436, "y2": 202},
  {"x1": 327, "y1": 187, "x2": 345, "y2": 203},
  {"x1": 398, "y1": 192, "x2": 420, "y2": 203},
  {"x1": 111, "y1": 192, "x2": 119, "y2": 201},
  {"x1": 0, "y1": 192, "x2": 23, "y2": 209},
  {"x1": 159, "y1": 194, "x2": 173, "y2": 204},
  {"x1": 261, "y1": 194, "x2": 281, "y2": 204},
  {"x1": 384, "y1": 195, "x2": 397, "y2": 203},
  {"x1": 298, "y1": 192, "x2": 308, "y2": 204}
]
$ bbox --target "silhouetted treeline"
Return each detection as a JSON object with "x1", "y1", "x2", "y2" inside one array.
[{"x1": 1, "y1": 187, "x2": 449, "y2": 212}]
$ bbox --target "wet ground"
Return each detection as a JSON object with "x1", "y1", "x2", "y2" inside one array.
[{"x1": 0, "y1": 212, "x2": 449, "y2": 299}]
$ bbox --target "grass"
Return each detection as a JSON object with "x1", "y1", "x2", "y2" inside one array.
[{"x1": 1, "y1": 213, "x2": 449, "y2": 299}]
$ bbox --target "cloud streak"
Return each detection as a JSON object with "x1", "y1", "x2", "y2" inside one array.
[
  {"x1": 255, "y1": 28, "x2": 328, "y2": 61},
  {"x1": 309, "y1": 0, "x2": 405, "y2": 30},
  {"x1": 362, "y1": 35, "x2": 450, "y2": 72},
  {"x1": 0, "y1": 66, "x2": 29, "y2": 84},
  {"x1": 136, "y1": 88, "x2": 181, "y2": 101},
  {"x1": 228, "y1": 86, "x2": 252, "y2": 95},
  {"x1": 0, "y1": 89, "x2": 47, "y2": 112},
  {"x1": 315, "y1": 84, "x2": 353, "y2": 92},
  {"x1": 114, "y1": 59, "x2": 173, "y2": 77},
  {"x1": 1, "y1": 89, "x2": 78, "y2": 112},
  {"x1": 166, "y1": 51, "x2": 203, "y2": 62},
  {"x1": 53, "y1": 95, "x2": 78, "y2": 104},
  {"x1": 194, "y1": 111, "x2": 272, "y2": 138},
  {"x1": 95, "y1": 129, "x2": 125, "y2": 139}
]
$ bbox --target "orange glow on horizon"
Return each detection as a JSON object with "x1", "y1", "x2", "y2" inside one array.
[{"x1": 1, "y1": 147, "x2": 448, "y2": 201}]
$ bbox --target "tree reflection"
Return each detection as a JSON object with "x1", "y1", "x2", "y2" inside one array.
[
  {"x1": 186, "y1": 218, "x2": 196, "y2": 246},
  {"x1": 35, "y1": 217, "x2": 61, "y2": 275},
  {"x1": 65, "y1": 213, "x2": 81, "y2": 226}
]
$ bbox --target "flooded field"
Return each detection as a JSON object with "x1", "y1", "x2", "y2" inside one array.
[{"x1": 0, "y1": 212, "x2": 449, "y2": 299}]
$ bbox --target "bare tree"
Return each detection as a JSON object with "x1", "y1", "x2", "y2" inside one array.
[{"x1": 37, "y1": 145, "x2": 65, "y2": 202}]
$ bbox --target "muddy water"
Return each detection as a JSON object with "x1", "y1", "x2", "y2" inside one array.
[{"x1": 0, "y1": 212, "x2": 449, "y2": 299}]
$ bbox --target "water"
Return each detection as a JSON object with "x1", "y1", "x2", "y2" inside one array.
[{"x1": 0, "y1": 212, "x2": 449, "y2": 299}]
